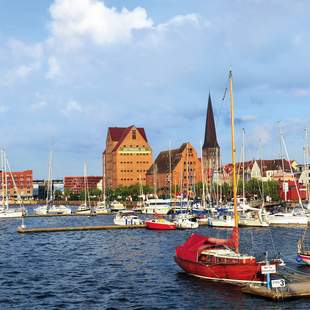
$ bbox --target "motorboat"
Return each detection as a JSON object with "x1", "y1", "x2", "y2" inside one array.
[
  {"x1": 268, "y1": 210, "x2": 309, "y2": 225},
  {"x1": 174, "y1": 213, "x2": 199, "y2": 229},
  {"x1": 34, "y1": 204, "x2": 72, "y2": 215},
  {"x1": 95, "y1": 201, "x2": 110, "y2": 214},
  {"x1": 142, "y1": 198, "x2": 171, "y2": 215},
  {"x1": 113, "y1": 210, "x2": 144, "y2": 226},
  {"x1": 238, "y1": 208, "x2": 269, "y2": 227},
  {"x1": 75, "y1": 203, "x2": 94, "y2": 215},
  {"x1": 208, "y1": 211, "x2": 235, "y2": 227},
  {"x1": 145, "y1": 218, "x2": 176, "y2": 230},
  {"x1": 0, "y1": 206, "x2": 25, "y2": 218},
  {"x1": 110, "y1": 200, "x2": 125, "y2": 212}
]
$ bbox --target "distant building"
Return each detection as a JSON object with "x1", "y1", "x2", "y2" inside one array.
[
  {"x1": 223, "y1": 159, "x2": 297, "y2": 183},
  {"x1": 104, "y1": 125, "x2": 152, "y2": 189},
  {"x1": 146, "y1": 142, "x2": 202, "y2": 197},
  {"x1": 0, "y1": 170, "x2": 33, "y2": 200},
  {"x1": 33, "y1": 179, "x2": 64, "y2": 200},
  {"x1": 64, "y1": 176, "x2": 102, "y2": 194},
  {"x1": 202, "y1": 94, "x2": 220, "y2": 185}
]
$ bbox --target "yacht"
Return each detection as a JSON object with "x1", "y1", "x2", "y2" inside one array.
[
  {"x1": 142, "y1": 198, "x2": 171, "y2": 215},
  {"x1": 113, "y1": 210, "x2": 143, "y2": 226}
]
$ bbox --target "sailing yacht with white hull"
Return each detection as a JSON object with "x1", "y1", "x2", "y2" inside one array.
[{"x1": 0, "y1": 149, "x2": 25, "y2": 218}]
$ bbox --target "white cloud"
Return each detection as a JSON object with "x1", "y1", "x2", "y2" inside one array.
[
  {"x1": 46, "y1": 56, "x2": 61, "y2": 79},
  {"x1": 5, "y1": 62, "x2": 40, "y2": 84},
  {"x1": 7, "y1": 39, "x2": 43, "y2": 60},
  {"x1": 31, "y1": 101, "x2": 48, "y2": 111},
  {"x1": 61, "y1": 100, "x2": 82, "y2": 116},
  {"x1": 48, "y1": 0, "x2": 153, "y2": 49},
  {"x1": 293, "y1": 88, "x2": 310, "y2": 97}
]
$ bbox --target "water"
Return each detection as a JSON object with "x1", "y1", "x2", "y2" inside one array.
[{"x1": 0, "y1": 209, "x2": 310, "y2": 309}]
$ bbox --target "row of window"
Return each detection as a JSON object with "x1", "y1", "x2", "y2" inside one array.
[
  {"x1": 120, "y1": 170, "x2": 147, "y2": 173},
  {"x1": 120, "y1": 161, "x2": 149, "y2": 164},
  {"x1": 120, "y1": 178, "x2": 146, "y2": 181},
  {"x1": 120, "y1": 153, "x2": 149, "y2": 156}
]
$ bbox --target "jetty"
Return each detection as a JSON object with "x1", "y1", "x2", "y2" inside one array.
[{"x1": 17, "y1": 224, "x2": 146, "y2": 233}]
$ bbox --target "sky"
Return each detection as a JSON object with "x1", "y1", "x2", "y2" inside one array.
[{"x1": 0, "y1": 0, "x2": 309, "y2": 179}]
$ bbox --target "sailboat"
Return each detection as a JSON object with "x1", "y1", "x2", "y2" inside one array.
[
  {"x1": 268, "y1": 134, "x2": 309, "y2": 225},
  {"x1": 76, "y1": 161, "x2": 94, "y2": 215},
  {"x1": 0, "y1": 149, "x2": 26, "y2": 218},
  {"x1": 34, "y1": 151, "x2": 71, "y2": 215},
  {"x1": 94, "y1": 154, "x2": 110, "y2": 214},
  {"x1": 175, "y1": 71, "x2": 283, "y2": 284}
]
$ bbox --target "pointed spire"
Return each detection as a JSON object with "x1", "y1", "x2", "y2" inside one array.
[{"x1": 203, "y1": 93, "x2": 219, "y2": 149}]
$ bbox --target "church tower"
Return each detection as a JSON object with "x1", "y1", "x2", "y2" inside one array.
[{"x1": 202, "y1": 94, "x2": 220, "y2": 185}]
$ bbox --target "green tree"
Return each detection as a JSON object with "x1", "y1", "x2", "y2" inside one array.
[{"x1": 54, "y1": 189, "x2": 63, "y2": 200}]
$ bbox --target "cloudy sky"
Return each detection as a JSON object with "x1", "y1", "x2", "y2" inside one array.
[{"x1": 0, "y1": 0, "x2": 309, "y2": 178}]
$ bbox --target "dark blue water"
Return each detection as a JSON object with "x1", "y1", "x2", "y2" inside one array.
[{"x1": 1, "y1": 209, "x2": 310, "y2": 309}]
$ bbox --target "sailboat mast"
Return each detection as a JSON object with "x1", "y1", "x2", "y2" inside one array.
[
  {"x1": 1, "y1": 149, "x2": 4, "y2": 208},
  {"x1": 200, "y1": 142, "x2": 206, "y2": 209},
  {"x1": 4, "y1": 150, "x2": 9, "y2": 209},
  {"x1": 229, "y1": 70, "x2": 239, "y2": 252},
  {"x1": 242, "y1": 128, "x2": 245, "y2": 205},
  {"x1": 169, "y1": 142, "x2": 172, "y2": 200},
  {"x1": 304, "y1": 128, "x2": 309, "y2": 202},
  {"x1": 103, "y1": 154, "x2": 106, "y2": 204}
]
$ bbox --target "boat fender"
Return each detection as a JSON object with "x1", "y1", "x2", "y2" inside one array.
[{"x1": 295, "y1": 255, "x2": 302, "y2": 263}]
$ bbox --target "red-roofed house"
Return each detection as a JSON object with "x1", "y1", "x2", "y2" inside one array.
[{"x1": 103, "y1": 126, "x2": 152, "y2": 189}]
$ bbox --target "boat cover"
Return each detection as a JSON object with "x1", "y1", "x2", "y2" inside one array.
[{"x1": 176, "y1": 233, "x2": 233, "y2": 263}]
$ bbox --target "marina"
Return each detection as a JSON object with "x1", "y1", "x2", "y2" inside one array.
[{"x1": 1, "y1": 214, "x2": 310, "y2": 308}]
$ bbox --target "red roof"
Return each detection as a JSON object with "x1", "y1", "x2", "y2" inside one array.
[{"x1": 108, "y1": 126, "x2": 148, "y2": 152}]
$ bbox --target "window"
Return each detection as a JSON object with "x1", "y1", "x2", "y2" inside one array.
[{"x1": 132, "y1": 130, "x2": 136, "y2": 140}]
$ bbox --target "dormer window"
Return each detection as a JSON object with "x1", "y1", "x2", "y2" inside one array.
[{"x1": 132, "y1": 130, "x2": 136, "y2": 140}]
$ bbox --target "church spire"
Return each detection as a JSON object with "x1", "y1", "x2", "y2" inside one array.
[{"x1": 203, "y1": 93, "x2": 219, "y2": 149}]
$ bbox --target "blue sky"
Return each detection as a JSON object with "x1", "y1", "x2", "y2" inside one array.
[{"x1": 0, "y1": 0, "x2": 309, "y2": 178}]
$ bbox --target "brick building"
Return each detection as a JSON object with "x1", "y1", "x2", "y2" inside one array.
[
  {"x1": 146, "y1": 142, "x2": 202, "y2": 197},
  {"x1": 103, "y1": 126, "x2": 152, "y2": 189},
  {"x1": 64, "y1": 176, "x2": 102, "y2": 194},
  {"x1": 0, "y1": 170, "x2": 33, "y2": 200}
]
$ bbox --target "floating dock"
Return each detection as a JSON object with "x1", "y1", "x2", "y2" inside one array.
[
  {"x1": 17, "y1": 224, "x2": 146, "y2": 233},
  {"x1": 242, "y1": 281, "x2": 310, "y2": 300}
]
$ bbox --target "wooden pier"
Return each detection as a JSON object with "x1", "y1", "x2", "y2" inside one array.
[{"x1": 17, "y1": 224, "x2": 146, "y2": 233}]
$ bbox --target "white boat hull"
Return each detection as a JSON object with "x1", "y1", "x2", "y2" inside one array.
[
  {"x1": 0, "y1": 209, "x2": 24, "y2": 218},
  {"x1": 268, "y1": 214, "x2": 308, "y2": 225},
  {"x1": 208, "y1": 218, "x2": 235, "y2": 227},
  {"x1": 142, "y1": 206, "x2": 170, "y2": 215},
  {"x1": 113, "y1": 216, "x2": 143, "y2": 226},
  {"x1": 175, "y1": 219, "x2": 199, "y2": 229}
]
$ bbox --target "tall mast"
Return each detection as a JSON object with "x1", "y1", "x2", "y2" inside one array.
[
  {"x1": 169, "y1": 142, "x2": 172, "y2": 200},
  {"x1": 186, "y1": 143, "x2": 189, "y2": 202},
  {"x1": 200, "y1": 142, "x2": 206, "y2": 209},
  {"x1": 229, "y1": 70, "x2": 239, "y2": 253},
  {"x1": 304, "y1": 128, "x2": 309, "y2": 202},
  {"x1": 1, "y1": 149, "x2": 4, "y2": 208},
  {"x1": 242, "y1": 129, "x2": 245, "y2": 204},
  {"x1": 103, "y1": 153, "x2": 106, "y2": 204},
  {"x1": 4, "y1": 150, "x2": 8, "y2": 209}
]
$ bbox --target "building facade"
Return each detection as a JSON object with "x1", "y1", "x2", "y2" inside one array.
[
  {"x1": 64, "y1": 176, "x2": 102, "y2": 194},
  {"x1": 0, "y1": 170, "x2": 33, "y2": 200},
  {"x1": 104, "y1": 126, "x2": 152, "y2": 189},
  {"x1": 146, "y1": 142, "x2": 202, "y2": 197},
  {"x1": 202, "y1": 94, "x2": 220, "y2": 185}
]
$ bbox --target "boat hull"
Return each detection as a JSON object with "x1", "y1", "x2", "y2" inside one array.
[
  {"x1": 175, "y1": 256, "x2": 264, "y2": 284},
  {"x1": 146, "y1": 221, "x2": 176, "y2": 230},
  {"x1": 0, "y1": 210, "x2": 24, "y2": 218},
  {"x1": 299, "y1": 254, "x2": 310, "y2": 265}
]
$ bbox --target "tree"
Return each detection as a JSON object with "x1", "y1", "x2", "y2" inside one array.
[{"x1": 54, "y1": 189, "x2": 63, "y2": 200}]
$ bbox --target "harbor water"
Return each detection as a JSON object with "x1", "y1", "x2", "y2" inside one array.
[{"x1": 1, "y1": 210, "x2": 310, "y2": 309}]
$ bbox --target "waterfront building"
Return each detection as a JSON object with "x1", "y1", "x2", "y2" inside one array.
[
  {"x1": 33, "y1": 179, "x2": 65, "y2": 199},
  {"x1": 103, "y1": 125, "x2": 152, "y2": 189},
  {"x1": 223, "y1": 159, "x2": 297, "y2": 183},
  {"x1": 0, "y1": 170, "x2": 33, "y2": 200},
  {"x1": 146, "y1": 142, "x2": 202, "y2": 197},
  {"x1": 202, "y1": 94, "x2": 220, "y2": 186},
  {"x1": 64, "y1": 176, "x2": 102, "y2": 194}
]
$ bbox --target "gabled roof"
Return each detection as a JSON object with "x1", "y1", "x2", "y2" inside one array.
[
  {"x1": 203, "y1": 94, "x2": 219, "y2": 149},
  {"x1": 107, "y1": 126, "x2": 148, "y2": 152},
  {"x1": 147, "y1": 143, "x2": 189, "y2": 175}
]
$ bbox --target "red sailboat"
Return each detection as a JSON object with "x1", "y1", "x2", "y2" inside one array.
[
  {"x1": 175, "y1": 71, "x2": 282, "y2": 285},
  {"x1": 146, "y1": 218, "x2": 176, "y2": 230}
]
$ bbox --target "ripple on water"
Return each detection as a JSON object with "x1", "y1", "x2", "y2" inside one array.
[{"x1": 1, "y1": 214, "x2": 310, "y2": 309}]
